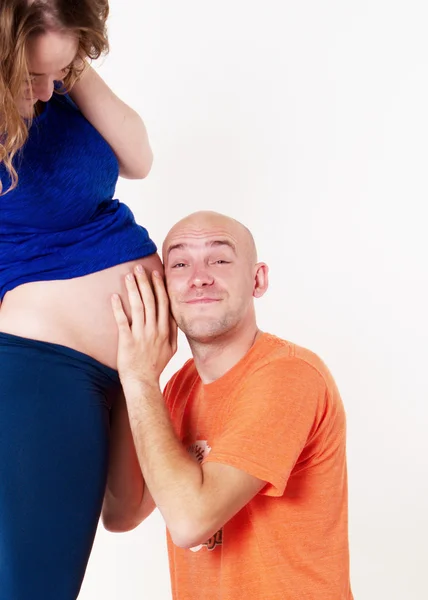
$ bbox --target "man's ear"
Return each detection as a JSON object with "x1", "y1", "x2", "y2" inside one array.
[{"x1": 253, "y1": 263, "x2": 269, "y2": 298}]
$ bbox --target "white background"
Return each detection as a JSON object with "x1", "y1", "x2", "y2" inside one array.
[{"x1": 79, "y1": 1, "x2": 428, "y2": 598}]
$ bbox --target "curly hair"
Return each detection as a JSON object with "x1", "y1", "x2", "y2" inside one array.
[{"x1": 0, "y1": 0, "x2": 110, "y2": 194}]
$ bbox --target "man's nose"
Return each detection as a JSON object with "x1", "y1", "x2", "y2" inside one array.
[{"x1": 190, "y1": 268, "x2": 214, "y2": 288}]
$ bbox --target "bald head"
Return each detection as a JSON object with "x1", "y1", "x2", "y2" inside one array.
[
  {"x1": 163, "y1": 211, "x2": 257, "y2": 266},
  {"x1": 163, "y1": 211, "x2": 268, "y2": 345}
]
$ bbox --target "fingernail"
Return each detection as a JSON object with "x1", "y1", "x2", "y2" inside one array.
[
  {"x1": 126, "y1": 273, "x2": 133, "y2": 281},
  {"x1": 136, "y1": 264, "x2": 144, "y2": 273},
  {"x1": 153, "y1": 270, "x2": 161, "y2": 278}
]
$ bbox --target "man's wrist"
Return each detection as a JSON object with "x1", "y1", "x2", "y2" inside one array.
[{"x1": 121, "y1": 377, "x2": 161, "y2": 402}]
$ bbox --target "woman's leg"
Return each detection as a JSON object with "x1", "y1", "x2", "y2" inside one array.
[{"x1": 0, "y1": 333, "x2": 121, "y2": 600}]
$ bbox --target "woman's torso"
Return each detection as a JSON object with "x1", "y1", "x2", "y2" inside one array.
[
  {"x1": 0, "y1": 254, "x2": 162, "y2": 370},
  {"x1": 0, "y1": 92, "x2": 160, "y2": 369}
]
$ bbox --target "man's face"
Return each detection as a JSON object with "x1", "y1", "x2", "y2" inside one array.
[{"x1": 164, "y1": 224, "x2": 258, "y2": 343}]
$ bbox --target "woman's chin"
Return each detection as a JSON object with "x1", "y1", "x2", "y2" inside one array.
[{"x1": 17, "y1": 98, "x2": 37, "y2": 118}]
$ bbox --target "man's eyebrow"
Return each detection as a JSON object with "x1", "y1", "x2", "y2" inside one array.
[
  {"x1": 166, "y1": 239, "x2": 236, "y2": 256},
  {"x1": 209, "y1": 239, "x2": 236, "y2": 253},
  {"x1": 166, "y1": 242, "x2": 187, "y2": 256}
]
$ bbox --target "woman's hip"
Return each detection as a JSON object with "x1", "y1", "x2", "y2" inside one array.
[{"x1": 0, "y1": 332, "x2": 121, "y2": 599}]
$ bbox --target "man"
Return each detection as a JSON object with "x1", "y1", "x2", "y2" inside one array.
[{"x1": 103, "y1": 211, "x2": 353, "y2": 599}]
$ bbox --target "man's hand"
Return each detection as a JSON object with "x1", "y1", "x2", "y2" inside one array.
[
  {"x1": 111, "y1": 266, "x2": 178, "y2": 389},
  {"x1": 110, "y1": 265, "x2": 266, "y2": 550}
]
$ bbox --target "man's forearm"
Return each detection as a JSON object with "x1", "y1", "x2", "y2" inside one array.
[{"x1": 122, "y1": 380, "x2": 207, "y2": 546}]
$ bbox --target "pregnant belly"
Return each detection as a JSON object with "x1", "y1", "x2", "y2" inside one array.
[{"x1": 0, "y1": 253, "x2": 163, "y2": 370}]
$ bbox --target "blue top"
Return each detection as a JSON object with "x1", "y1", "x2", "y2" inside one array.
[{"x1": 0, "y1": 92, "x2": 157, "y2": 301}]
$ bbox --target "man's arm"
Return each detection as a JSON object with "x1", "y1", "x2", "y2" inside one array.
[
  {"x1": 102, "y1": 390, "x2": 156, "y2": 532},
  {"x1": 69, "y1": 64, "x2": 153, "y2": 179},
  {"x1": 111, "y1": 267, "x2": 266, "y2": 548},
  {"x1": 122, "y1": 379, "x2": 265, "y2": 548}
]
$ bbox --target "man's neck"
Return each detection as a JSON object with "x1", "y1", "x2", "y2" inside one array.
[{"x1": 189, "y1": 323, "x2": 262, "y2": 384}]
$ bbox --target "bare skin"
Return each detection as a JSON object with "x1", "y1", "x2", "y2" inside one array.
[{"x1": 0, "y1": 256, "x2": 162, "y2": 369}]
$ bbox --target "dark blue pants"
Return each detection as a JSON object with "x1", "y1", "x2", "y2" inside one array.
[{"x1": 0, "y1": 333, "x2": 121, "y2": 600}]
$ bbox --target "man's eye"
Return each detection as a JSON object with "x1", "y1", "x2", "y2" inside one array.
[
  {"x1": 213, "y1": 260, "x2": 230, "y2": 265},
  {"x1": 172, "y1": 263, "x2": 186, "y2": 268}
]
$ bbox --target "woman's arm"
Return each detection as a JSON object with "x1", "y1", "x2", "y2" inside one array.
[{"x1": 69, "y1": 65, "x2": 153, "y2": 179}]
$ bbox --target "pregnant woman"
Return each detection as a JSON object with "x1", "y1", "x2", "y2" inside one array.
[{"x1": 0, "y1": 1, "x2": 161, "y2": 598}]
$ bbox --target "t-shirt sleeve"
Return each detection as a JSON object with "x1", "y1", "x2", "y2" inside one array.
[{"x1": 202, "y1": 358, "x2": 325, "y2": 497}]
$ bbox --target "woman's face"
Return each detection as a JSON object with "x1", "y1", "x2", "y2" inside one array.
[{"x1": 18, "y1": 30, "x2": 79, "y2": 117}]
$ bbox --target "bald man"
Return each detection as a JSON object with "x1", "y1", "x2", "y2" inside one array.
[{"x1": 103, "y1": 212, "x2": 353, "y2": 600}]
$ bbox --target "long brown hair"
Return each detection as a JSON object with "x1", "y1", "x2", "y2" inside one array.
[{"x1": 0, "y1": 0, "x2": 110, "y2": 194}]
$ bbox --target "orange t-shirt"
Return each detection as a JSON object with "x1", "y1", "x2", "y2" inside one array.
[{"x1": 164, "y1": 333, "x2": 353, "y2": 600}]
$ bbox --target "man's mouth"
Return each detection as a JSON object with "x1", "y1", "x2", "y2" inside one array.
[{"x1": 185, "y1": 298, "x2": 221, "y2": 304}]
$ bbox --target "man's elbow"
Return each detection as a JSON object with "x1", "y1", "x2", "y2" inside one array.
[{"x1": 168, "y1": 517, "x2": 217, "y2": 550}]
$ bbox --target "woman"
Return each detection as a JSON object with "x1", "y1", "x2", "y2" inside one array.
[{"x1": 0, "y1": 1, "x2": 161, "y2": 598}]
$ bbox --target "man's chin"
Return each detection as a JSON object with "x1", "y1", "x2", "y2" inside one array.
[{"x1": 177, "y1": 317, "x2": 232, "y2": 344}]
